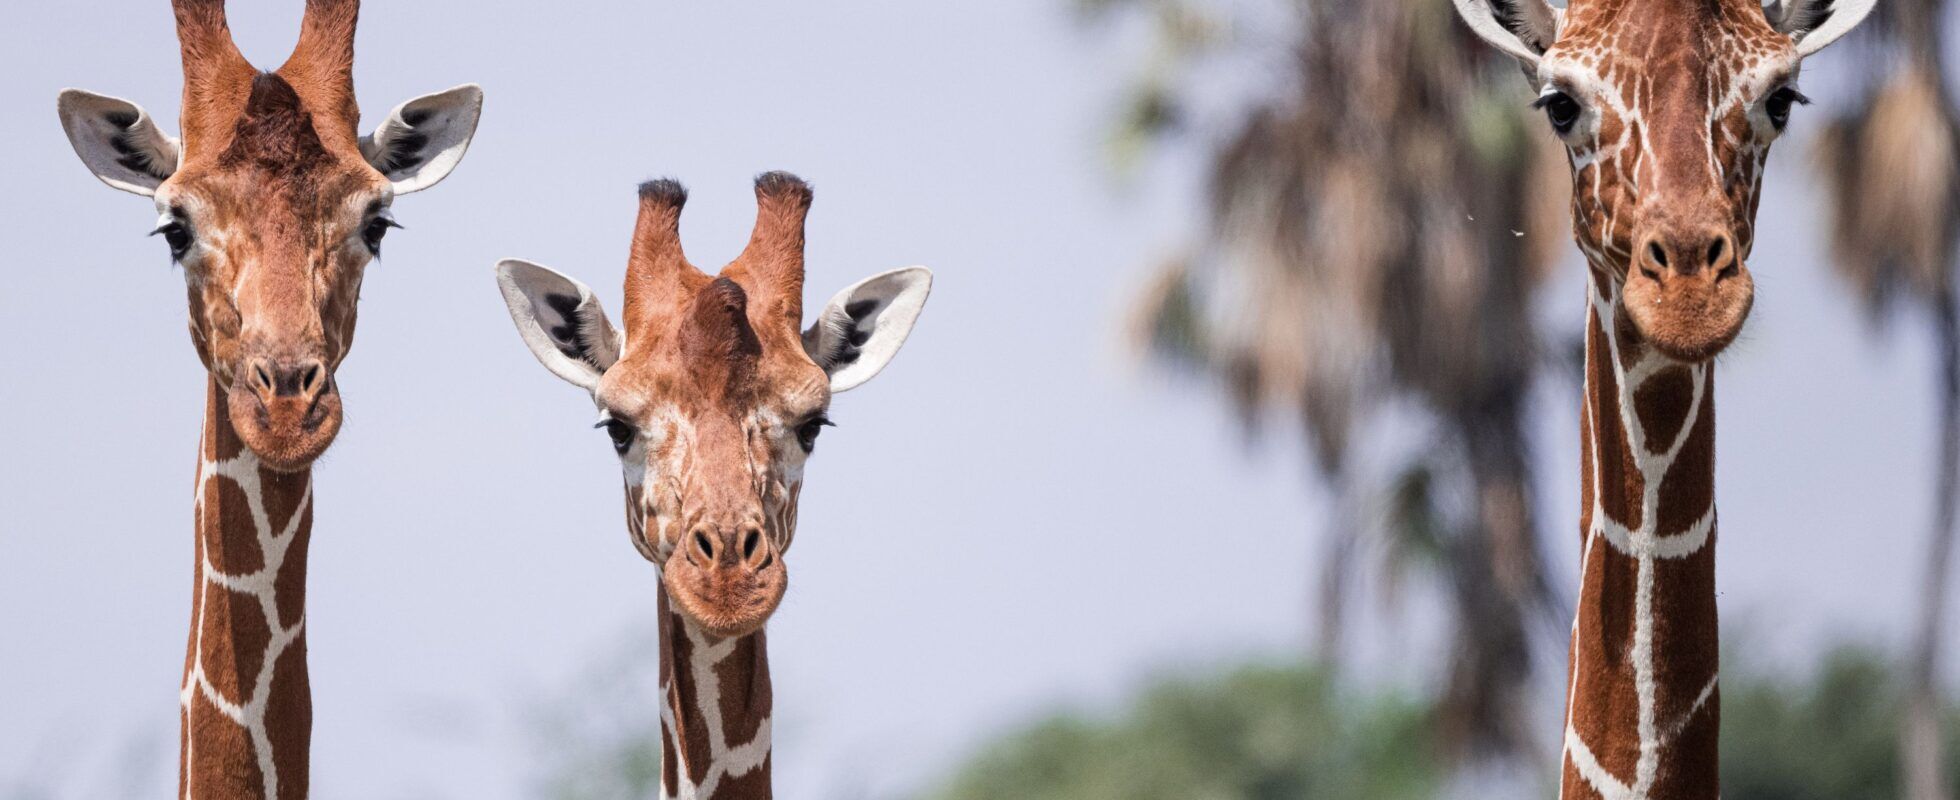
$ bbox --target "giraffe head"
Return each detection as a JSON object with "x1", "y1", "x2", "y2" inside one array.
[
  {"x1": 57, "y1": 0, "x2": 482, "y2": 470},
  {"x1": 497, "y1": 175, "x2": 932, "y2": 638},
  {"x1": 1453, "y1": 0, "x2": 1875, "y2": 361}
]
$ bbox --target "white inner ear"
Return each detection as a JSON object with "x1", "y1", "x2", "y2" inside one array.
[
  {"x1": 57, "y1": 89, "x2": 180, "y2": 197},
  {"x1": 803, "y1": 266, "x2": 933, "y2": 393},
  {"x1": 361, "y1": 84, "x2": 484, "y2": 195},
  {"x1": 1773, "y1": 0, "x2": 1878, "y2": 56},
  {"x1": 1450, "y1": 0, "x2": 1561, "y2": 68},
  {"x1": 496, "y1": 258, "x2": 622, "y2": 391}
]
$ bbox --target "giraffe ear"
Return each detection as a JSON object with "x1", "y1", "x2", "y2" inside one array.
[
  {"x1": 1767, "y1": 0, "x2": 1877, "y2": 57},
  {"x1": 496, "y1": 258, "x2": 622, "y2": 392},
  {"x1": 1451, "y1": 0, "x2": 1561, "y2": 68},
  {"x1": 802, "y1": 267, "x2": 932, "y2": 393},
  {"x1": 361, "y1": 84, "x2": 483, "y2": 195},
  {"x1": 57, "y1": 89, "x2": 180, "y2": 197}
]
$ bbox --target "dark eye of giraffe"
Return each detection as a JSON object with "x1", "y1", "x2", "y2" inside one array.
[
  {"x1": 796, "y1": 415, "x2": 834, "y2": 454},
  {"x1": 151, "y1": 215, "x2": 193, "y2": 260},
  {"x1": 1764, "y1": 86, "x2": 1809, "y2": 131},
  {"x1": 362, "y1": 210, "x2": 401, "y2": 256},
  {"x1": 596, "y1": 418, "x2": 635, "y2": 455},
  {"x1": 1535, "y1": 91, "x2": 1583, "y2": 135}
]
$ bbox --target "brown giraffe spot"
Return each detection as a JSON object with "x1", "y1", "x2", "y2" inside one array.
[
  {"x1": 1654, "y1": 682, "x2": 1721, "y2": 798},
  {"x1": 667, "y1": 613, "x2": 714, "y2": 787},
  {"x1": 1561, "y1": 766, "x2": 1609, "y2": 800},
  {"x1": 275, "y1": 504, "x2": 312, "y2": 631},
  {"x1": 1579, "y1": 361, "x2": 1597, "y2": 550},
  {"x1": 1570, "y1": 541, "x2": 1643, "y2": 779},
  {"x1": 1650, "y1": 546, "x2": 1719, "y2": 699},
  {"x1": 1587, "y1": 312, "x2": 1645, "y2": 532},
  {"x1": 266, "y1": 634, "x2": 312, "y2": 800},
  {"x1": 258, "y1": 466, "x2": 309, "y2": 535},
  {"x1": 197, "y1": 577, "x2": 269, "y2": 705},
  {"x1": 715, "y1": 753, "x2": 774, "y2": 799},
  {"x1": 716, "y1": 631, "x2": 772, "y2": 749},
  {"x1": 205, "y1": 473, "x2": 266, "y2": 574},
  {"x1": 661, "y1": 726, "x2": 681, "y2": 798},
  {"x1": 1655, "y1": 383, "x2": 1716, "y2": 537},
  {"x1": 1633, "y1": 366, "x2": 1695, "y2": 454},
  {"x1": 185, "y1": 687, "x2": 263, "y2": 796}
]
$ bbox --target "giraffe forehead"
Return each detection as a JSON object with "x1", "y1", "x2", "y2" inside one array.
[
  {"x1": 600, "y1": 329, "x2": 830, "y2": 426},
  {"x1": 1546, "y1": 0, "x2": 1798, "y2": 94}
]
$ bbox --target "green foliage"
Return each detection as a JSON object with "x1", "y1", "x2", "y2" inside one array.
[
  {"x1": 924, "y1": 648, "x2": 1960, "y2": 800},
  {"x1": 1721, "y1": 647, "x2": 1960, "y2": 800},
  {"x1": 928, "y1": 663, "x2": 1439, "y2": 800}
]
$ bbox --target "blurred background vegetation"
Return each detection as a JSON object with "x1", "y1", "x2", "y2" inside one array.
[
  {"x1": 525, "y1": 642, "x2": 1960, "y2": 799},
  {"x1": 929, "y1": 647, "x2": 1960, "y2": 800}
]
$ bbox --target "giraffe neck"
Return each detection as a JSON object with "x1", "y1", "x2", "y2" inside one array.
[
  {"x1": 181, "y1": 377, "x2": 313, "y2": 799},
  {"x1": 1561, "y1": 277, "x2": 1721, "y2": 799},
  {"x1": 657, "y1": 591, "x2": 773, "y2": 800}
]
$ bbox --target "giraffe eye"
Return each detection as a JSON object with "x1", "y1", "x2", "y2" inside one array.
[
  {"x1": 362, "y1": 210, "x2": 401, "y2": 256},
  {"x1": 1764, "y1": 86, "x2": 1809, "y2": 130},
  {"x1": 151, "y1": 216, "x2": 193, "y2": 260},
  {"x1": 796, "y1": 416, "x2": 834, "y2": 454},
  {"x1": 596, "y1": 418, "x2": 635, "y2": 455},
  {"x1": 1536, "y1": 91, "x2": 1583, "y2": 135}
]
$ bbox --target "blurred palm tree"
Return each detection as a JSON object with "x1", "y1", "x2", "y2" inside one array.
[
  {"x1": 1083, "y1": 0, "x2": 1568, "y2": 763},
  {"x1": 1812, "y1": 2, "x2": 1960, "y2": 797}
]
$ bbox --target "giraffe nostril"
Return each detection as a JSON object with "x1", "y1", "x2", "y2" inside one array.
[
  {"x1": 693, "y1": 530, "x2": 716, "y2": 563},
  {"x1": 253, "y1": 364, "x2": 275, "y2": 393},
  {"x1": 742, "y1": 529, "x2": 760, "y2": 560},
  {"x1": 1705, "y1": 237, "x2": 1725, "y2": 268},
  {"x1": 1648, "y1": 241, "x2": 1669, "y2": 271}
]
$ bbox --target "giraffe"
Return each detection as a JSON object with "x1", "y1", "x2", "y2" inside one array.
[
  {"x1": 495, "y1": 174, "x2": 932, "y2": 799},
  {"x1": 55, "y1": 0, "x2": 482, "y2": 795},
  {"x1": 1450, "y1": 0, "x2": 1876, "y2": 796}
]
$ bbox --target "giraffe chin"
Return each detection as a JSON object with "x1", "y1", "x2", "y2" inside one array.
[
  {"x1": 1620, "y1": 264, "x2": 1755, "y2": 363},
  {"x1": 226, "y1": 385, "x2": 343, "y2": 472},
  {"x1": 661, "y1": 551, "x2": 787, "y2": 640}
]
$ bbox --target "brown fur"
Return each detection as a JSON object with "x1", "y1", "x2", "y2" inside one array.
[
  {"x1": 1556, "y1": 0, "x2": 1789, "y2": 362},
  {"x1": 601, "y1": 176, "x2": 833, "y2": 797},
  {"x1": 1524, "y1": 1, "x2": 1805, "y2": 795},
  {"x1": 139, "y1": 2, "x2": 398, "y2": 794}
]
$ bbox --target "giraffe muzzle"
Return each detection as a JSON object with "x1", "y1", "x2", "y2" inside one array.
[
  {"x1": 661, "y1": 521, "x2": 787, "y2": 639},
  {"x1": 226, "y1": 355, "x2": 343, "y2": 471},
  {"x1": 1622, "y1": 223, "x2": 1755, "y2": 362}
]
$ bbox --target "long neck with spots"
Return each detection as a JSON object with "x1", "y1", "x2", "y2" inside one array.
[
  {"x1": 1561, "y1": 281, "x2": 1720, "y2": 799},
  {"x1": 181, "y1": 377, "x2": 314, "y2": 799},
  {"x1": 657, "y1": 592, "x2": 773, "y2": 799}
]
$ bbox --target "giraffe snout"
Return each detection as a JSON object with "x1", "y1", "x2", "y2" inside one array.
[
  {"x1": 684, "y1": 521, "x2": 776, "y2": 574},
  {"x1": 1623, "y1": 221, "x2": 1755, "y2": 362},
  {"x1": 1635, "y1": 225, "x2": 1740, "y2": 281},
  {"x1": 662, "y1": 515, "x2": 787, "y2": 639},
  {"x1": 224, "y1": 351, "x2": 343, "y2": 471}
]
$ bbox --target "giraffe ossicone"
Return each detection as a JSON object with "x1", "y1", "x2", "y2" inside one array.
[
  {"x1": 1451, "y1": 0, "x2": 1876, "y2": 797},
  {"x1": 496, "y1": 174, "x2": 932, "y2": 798},
  {"x1": 56, "y1": 0, "x2": 482, "y2": 794}
]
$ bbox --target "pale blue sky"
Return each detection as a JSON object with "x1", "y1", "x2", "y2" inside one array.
[{"x1": 0, "y1": 1, "x2": 1950, "y2": 797}]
